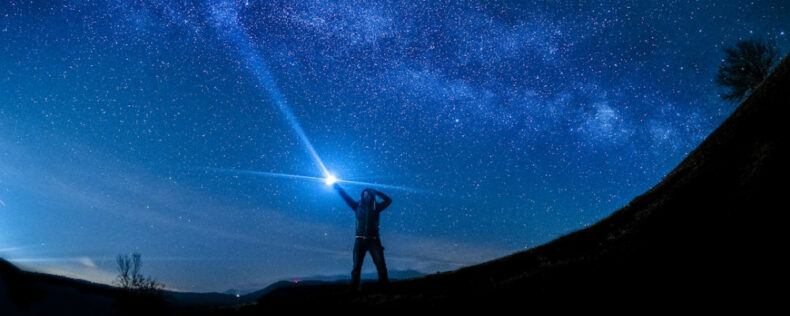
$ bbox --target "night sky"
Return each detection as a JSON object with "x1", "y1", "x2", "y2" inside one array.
[{"x1": 1, "y1": 1, "x2": 787, "y2": 292}]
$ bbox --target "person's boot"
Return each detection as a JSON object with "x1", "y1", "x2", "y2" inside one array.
[
  {"x1": 377, "y1": 270, "x2": 389, "y2": 287},
  {"x1": 350, "y1": 274, "x2": 361, "y2": 292}
]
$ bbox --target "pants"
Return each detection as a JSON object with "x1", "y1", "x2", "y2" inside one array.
[{"x1": 351, "y1": 237, "x2": 388, "y2": 289}]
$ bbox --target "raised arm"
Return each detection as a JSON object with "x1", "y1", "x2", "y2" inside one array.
[
  {"x1": 373, "y1": 190, "x2": 392, "y2": 212},
  {"x1": 333, "y1": 183, "x2": 358, "y2": 211}
]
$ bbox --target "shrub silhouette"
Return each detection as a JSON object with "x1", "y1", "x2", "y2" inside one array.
[
  {"x1": 716, "y1": 39, "x2": 778, "y2": 101},
  {"x1": 115, "y1": 252, "x2": 163, "y2": 293}
]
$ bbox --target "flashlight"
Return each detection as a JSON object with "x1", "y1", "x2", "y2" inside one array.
[{"x1": 324, "y1": 174, "x2": 338, "y2": 186}]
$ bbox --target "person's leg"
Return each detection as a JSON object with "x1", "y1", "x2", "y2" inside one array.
[
  {"x1": 369, "y1": 239, "x2": 389, "y2": 285},
  {"x1": 350, "y1": 239, "x2": 366, "y2": 290}
]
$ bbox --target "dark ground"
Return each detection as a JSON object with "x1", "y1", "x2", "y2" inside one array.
[{"x1": 2, "y1": 55, "x2": 788, "y2": 314}]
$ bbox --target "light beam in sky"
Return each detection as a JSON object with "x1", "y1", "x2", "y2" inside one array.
[
  {"x1": 206, "y1": 2, "x2": 420, "y2": 194},
  {"x1": 208, "y1": 1, "x2": 330, "y2": 177},
  {"x1": 210, "y1": 168, "x2": 423, "y2": 193}
]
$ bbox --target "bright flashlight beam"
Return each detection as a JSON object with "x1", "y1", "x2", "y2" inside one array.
[
  {"x1": 209, "y1": 2, "x2": 329, "y2": 177},
  {"x1": 324, "y1": 174, "x2": 338, "y2": 186},
  {"x1": 212, "y1": 168, "x2": 423, "y2": 193},
  {"x1": 206, "y1": 4, "x2": 423, "y2": 193}
]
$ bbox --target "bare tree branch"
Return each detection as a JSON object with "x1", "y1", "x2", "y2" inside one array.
[{"x1": 115, "y1": 252, "x2": 164, "y2": 293}]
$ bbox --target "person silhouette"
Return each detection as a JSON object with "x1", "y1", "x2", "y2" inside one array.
[{"x1": 333, "y1": 183, "x2": 392, "y2": 290}]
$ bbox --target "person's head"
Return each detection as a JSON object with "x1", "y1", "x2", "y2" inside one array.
[{"x1": 360, "y1": 189, "x2": 375, "y2": 207}]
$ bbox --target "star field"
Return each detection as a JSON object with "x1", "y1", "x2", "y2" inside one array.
[{"x1": 0, "y1": 0, "x2": 787, "y2": 292}]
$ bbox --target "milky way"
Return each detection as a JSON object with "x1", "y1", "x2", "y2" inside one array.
[{"x1": 0, "y1": 0, "x2": 787, "y2": 291}]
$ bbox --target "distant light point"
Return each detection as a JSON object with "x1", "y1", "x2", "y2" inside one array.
[{"x1": 324, "y1": 174, "x2": 338, "y2": 186}]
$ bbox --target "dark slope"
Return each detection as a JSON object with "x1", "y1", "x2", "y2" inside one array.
[
  {"x1": 254, "y1": 56, "x2": 789, "y2": 309},
  {"x1": 1, "y1": 255, "x2": 426, "y2": 314},
  {"x1": 1, "y1": 259, "x2": 237, "y2": 314},
  {"x1": 237, "y1": 270, "x2": 424, "y2": 302},
  {"x1": 1, "y1": 259, "x2": 125, "y2": 314}
]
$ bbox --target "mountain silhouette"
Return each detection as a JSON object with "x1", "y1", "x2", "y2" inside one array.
[{"x1": 1, "y1": 258, "x2": 424, "y2": 313}]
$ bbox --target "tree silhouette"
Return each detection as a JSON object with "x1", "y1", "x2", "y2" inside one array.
[
  {"x1": 115, "y1": 252, "x2": 163, "y2": 293},
  {"x1": 716, "y1": 39, "x2": 778, "y2": 101}
]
